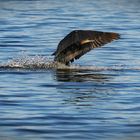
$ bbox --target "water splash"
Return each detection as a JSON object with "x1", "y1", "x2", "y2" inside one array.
[
  {"x1": 0, "y1": 53, "x2": 68, "y2": 69},
  {"x1": 0, "y1": 53, "x2": 140, "y2": 71}
]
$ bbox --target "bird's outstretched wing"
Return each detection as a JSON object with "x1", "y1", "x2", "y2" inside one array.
[{"x1": 52, "y1": 30, "x2": 120, "y2": 65}]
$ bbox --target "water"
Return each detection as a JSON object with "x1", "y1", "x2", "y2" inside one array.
[{"x1": 0, "y1": 0, "x2": 140, "y2": 140}]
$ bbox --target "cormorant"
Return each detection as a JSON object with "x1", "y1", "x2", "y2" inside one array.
[{"x1": 52, "y1": 30, "x2": 120, "y2": 65}]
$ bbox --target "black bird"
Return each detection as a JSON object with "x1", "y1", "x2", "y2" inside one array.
[{"x1": 52, "y1": 30, "x2": 120, "y2": 65}]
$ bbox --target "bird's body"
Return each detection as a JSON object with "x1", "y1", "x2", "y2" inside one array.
[{"x1": 52, "y1": 30, "x2": 120, "y2": 65}]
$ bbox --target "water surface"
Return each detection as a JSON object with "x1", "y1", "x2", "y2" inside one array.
[{"x1": 0, "y1": 0, "x2": 140, "y2": 140}]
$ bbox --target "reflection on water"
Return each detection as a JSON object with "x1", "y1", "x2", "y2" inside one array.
[
  {"x1": 54, "y1": 69, "x2": 116, "y2": 106},
  {"x1": 55, "y1": 69, "x2": 110, "y2": 82}
]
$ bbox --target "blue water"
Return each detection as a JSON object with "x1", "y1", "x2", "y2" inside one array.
[{"x1": 0, "y1": 0, "x2": 140, "y2": 140}]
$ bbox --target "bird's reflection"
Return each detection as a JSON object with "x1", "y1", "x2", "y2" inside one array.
[
  {"x1": 55, "y1": 69, "x2": 110, "y2": 82},
  {"x1": 54, "y1": 69, "x2": 115, "y2": 107}
]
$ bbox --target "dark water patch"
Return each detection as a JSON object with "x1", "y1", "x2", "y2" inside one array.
[
  {"x1": 1, "y1": 40, "x2": 22, "y2": 44},
  {"x1": 0, "y1": 35, "x2": 30, "y2": 39},
  {"x1": 0, "y1": 100, "x2": 21, "y2": 106},
  {"x1": 0, "y1": 44, "x2": 36, "y2": 48}
]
